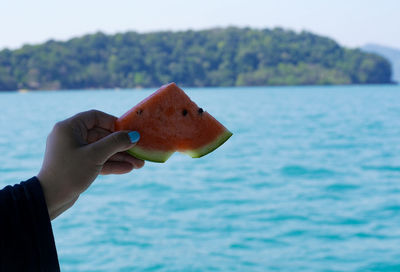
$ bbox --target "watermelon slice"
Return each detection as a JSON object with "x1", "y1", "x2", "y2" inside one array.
[{"x1": 115, "y1": 83, "x2": 232, "y2": 162}]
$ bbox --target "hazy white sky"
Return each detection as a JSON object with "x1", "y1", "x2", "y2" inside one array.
[{"x1": 0, "y1": 0, "x2": 399, "y2": 50}]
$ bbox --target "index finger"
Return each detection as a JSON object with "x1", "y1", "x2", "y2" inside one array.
[{"x1": 72, "y1": 110, "x2": 117, "y2": 131}]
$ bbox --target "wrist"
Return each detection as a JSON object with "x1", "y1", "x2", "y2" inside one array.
[{"x1": 36, "y1": 173, "x2": 77, "y2": 220}]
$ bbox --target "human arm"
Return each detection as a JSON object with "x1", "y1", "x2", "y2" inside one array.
[{"x1": 0, "y1": 109, "x2": 144, "y2": 270}]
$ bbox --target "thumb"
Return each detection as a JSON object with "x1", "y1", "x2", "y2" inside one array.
[{"x1": 87, "y1": 131, "x2": 140, "y2": 163}]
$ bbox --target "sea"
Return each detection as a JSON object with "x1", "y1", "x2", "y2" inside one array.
[{"x1": 0, "y1": 85, "x2": 400, "y2": 271}]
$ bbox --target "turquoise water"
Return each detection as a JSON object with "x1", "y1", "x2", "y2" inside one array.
[{"x1": 1, "y1": 85, "x2": 400, "y2": 271}]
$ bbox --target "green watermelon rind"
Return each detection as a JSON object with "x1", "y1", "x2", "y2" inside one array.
[
  {"x1": 183, "y1": 130, "x2": 233, "y2": 158},
  {"x1": 126, "y1": 147, "x2": 173, "y2": 163},
  {"x1": 127, "y1": 129, "x2": 232, "y2": 163}
]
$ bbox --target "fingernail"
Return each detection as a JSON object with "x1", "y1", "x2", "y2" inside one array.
[{"x1": 128, "y1": 131, "x2": 140, "y2": 144}]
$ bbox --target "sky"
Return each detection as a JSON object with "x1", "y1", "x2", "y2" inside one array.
[{"x1": 0, "y1": 0, "x2": 399, "y2": 50}]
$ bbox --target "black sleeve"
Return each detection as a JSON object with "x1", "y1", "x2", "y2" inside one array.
[{"x1": 0, "y1": 177, "x2": 60, "y2": 272}]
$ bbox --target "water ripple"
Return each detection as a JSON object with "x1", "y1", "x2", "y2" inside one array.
[{"x1": 280, "y1": 165, "x2": 337, "y2": 179}]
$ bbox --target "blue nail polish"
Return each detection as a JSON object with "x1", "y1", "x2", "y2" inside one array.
[{"x1": 128, "y1": 131, "x2": 140, "y2": 144}]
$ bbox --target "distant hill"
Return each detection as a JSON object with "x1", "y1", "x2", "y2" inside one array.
[
  {"x1": 0, "y1": 27, "x2": 393, "y2": 91},
  {"x1": 362, "y1": 44, "x2": 400, "y2": 83}
]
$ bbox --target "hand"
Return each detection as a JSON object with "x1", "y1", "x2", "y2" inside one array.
[{"x1": 37, "y1": 110, "x2": 144, "y2": 220}]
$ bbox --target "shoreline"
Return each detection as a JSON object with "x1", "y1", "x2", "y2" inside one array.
[{"x1": 0, "y1": 82, "x2": 395, "y2": 93}]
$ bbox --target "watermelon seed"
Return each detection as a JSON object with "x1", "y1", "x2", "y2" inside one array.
[
  {"x1": 198, "y1": 108, "x2": 204, "y2": 114},
  {"x1": 137, "y1": 109, "x2": 143, "y2": 115},
  {"x1": 182, "y1": 109, "x2": 188, "y2": 116}
]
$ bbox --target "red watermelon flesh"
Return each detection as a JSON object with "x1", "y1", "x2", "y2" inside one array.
[{"x1": 115, "y1": 83, "x2": 232, "y2": 162}]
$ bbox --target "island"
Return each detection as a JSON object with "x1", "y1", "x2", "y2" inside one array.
[{"x1": 0, "y1": 27, "x2": 393, "y2": 91}]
